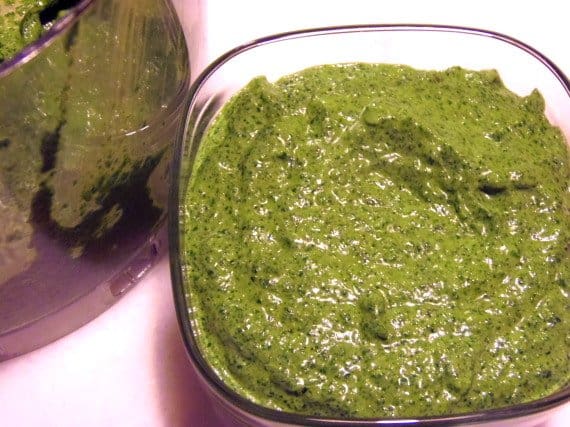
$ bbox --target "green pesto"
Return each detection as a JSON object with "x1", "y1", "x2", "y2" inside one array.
[
  {"x1": 0, "y1": 0, "x2": 60, "y2": 62},
  {"x1": 183, "y1": 64, "x2": 570, "y2": 418}
]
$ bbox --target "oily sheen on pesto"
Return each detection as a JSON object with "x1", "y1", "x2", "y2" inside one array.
[{"x1": 182, "y1": 64, "x2": 570, "y2": 418}]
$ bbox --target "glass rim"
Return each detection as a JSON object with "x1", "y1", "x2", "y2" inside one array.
[
  {"x1": 169, "y1": 24, "x2": 570, "y2": 426},
  {"x1": 0, "y1": 0, "x2": 95, "y2": 79}
]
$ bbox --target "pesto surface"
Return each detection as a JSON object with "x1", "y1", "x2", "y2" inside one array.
[{"x1": 183, "y1": 64, "x2": 570, "y2": 418}]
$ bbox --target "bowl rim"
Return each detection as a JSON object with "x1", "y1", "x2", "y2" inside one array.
[
  {"x1": 0, "y1": 0, "x2": 95, "y2": 78},
  {"x1": 169, "y1": 23, "x2": 570, "y2": 426}
]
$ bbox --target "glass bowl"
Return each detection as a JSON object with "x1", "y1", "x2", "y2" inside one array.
[
  {"x1": 170, "y1": 25, "x2": 570, "y2": 426},
  {"x1": 0, "y1": 0, "x2": 189, "y2": 359}
]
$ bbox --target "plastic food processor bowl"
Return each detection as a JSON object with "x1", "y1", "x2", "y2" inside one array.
[{"x1": 0, "y1": 0, "x2": 189, "y2": 359}]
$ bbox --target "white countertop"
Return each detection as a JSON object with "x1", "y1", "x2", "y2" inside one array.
[{"x1": 1, "y1": 1, "x2": 569, "y2": 426}]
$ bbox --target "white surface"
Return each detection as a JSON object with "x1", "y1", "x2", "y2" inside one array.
[{"x1": 1, "y1": 1, "x2": 569, "y2": 426}]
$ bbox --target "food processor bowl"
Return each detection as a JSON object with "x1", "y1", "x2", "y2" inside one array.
[{"x1": 0, "y1": 0, "x2": 189, "y2": 359}]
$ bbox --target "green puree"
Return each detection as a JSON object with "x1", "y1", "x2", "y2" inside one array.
[
  {"x1": 0, "y1": 0, "x2": 68, "y2": 62},
  {"x1": 183, "y1": 64, "x2": 570, "y2": 418}
]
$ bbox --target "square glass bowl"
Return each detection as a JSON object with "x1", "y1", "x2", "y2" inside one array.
[{"x1": 169, "y1": 25, "x2": 570, "y2": 426}]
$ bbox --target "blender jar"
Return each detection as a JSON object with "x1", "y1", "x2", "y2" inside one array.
[{"x1": 0, "y1": 0, "x2": 189, "y2": 359}]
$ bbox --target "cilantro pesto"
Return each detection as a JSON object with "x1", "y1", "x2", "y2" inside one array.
[
  {"x1": 182, "y1": 64, "x2": 570, "y2": 418},
  {"x1": 0, "y1": 0, "x2": 80, "y2": 63}
]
